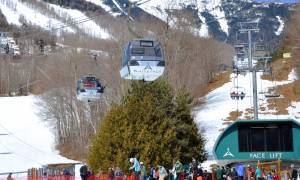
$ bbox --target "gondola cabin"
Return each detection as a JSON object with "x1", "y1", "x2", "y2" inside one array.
[
  {"x1": 120, "y1": 39, "x2": 165, "y2": 81},
  {"x1": 76, "y1": 76, "x2": 104, "y2": 102}
]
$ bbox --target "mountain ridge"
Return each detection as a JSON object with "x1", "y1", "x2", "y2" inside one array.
[{"x1": 40, "y1": 0, "x2": 291, "y2": 46}]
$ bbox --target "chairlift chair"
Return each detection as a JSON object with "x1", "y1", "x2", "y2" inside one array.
[
  {"x1": 230, "y1": 87, "x2": 246, "y2": 100},
  {"x1": 263, "y1": 66, "x2": 272, "y2": 76},
  {"x1": 233, "y1": 58, "x2": 249, "y2": 71},
  {"x1": 234, "y1": 44, "x2": 246, "y2": 60},
  {"x1": 264, "y1": 87, "x2": 280, "y2": 98},
  {"x1": 232, "y1": 68, "x2": 247, "y2": 76},
  {"x1": 76, "y1": 75, "x2": 104, "y2": 102},
  {"x1": 255, "y1": 44, "x2": 266, "y2": 51}
]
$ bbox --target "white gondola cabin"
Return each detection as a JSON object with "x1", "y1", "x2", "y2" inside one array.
[
  {"x1": 120, "y1": 39, "x2": 165, "y2": 81},
  {"x1": 76, "y1": 75, "x2": 104, "y2": 102}
]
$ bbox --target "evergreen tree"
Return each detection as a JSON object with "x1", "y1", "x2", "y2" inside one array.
[{"x1": 87, "y1": 79, "x2": 207, "y2": 172}]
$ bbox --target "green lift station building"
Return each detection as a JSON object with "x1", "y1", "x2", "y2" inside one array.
[{"x1": 214, "y1": 119, "x2": 300, "y2": 162}]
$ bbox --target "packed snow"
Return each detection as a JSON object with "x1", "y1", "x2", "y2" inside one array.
[
  {"x1": 0, "y1": 2, "x2": 21, "y2": 26},
  {"x1": 198, "y1": 14, "x2": 209, "y2": 37},
  {"x1": 288, "y1": 102, "x2": 300, "y2": 119},
  {"x1": 132, "y1": 0, "x2": 229, "y2": 37},
  {"x1": 0, "y1": 96, "x2": 78, "y2": 174},
  {"x1": 84, "y1": 0, "x2": 116, "y2": 15},
  {"x1": 196, "y1": 0, "x2": 229, "y2": 35},
  {"x1": 0, "y1": 0, "x2": 74, "y2": 34},
  {"x1": 0, "y1": 0, "x2": 111, "y2": 39},
  {"x1": 131, "y1": 0, "x2": 169, "y2": 22},
  {"x1": 47, "y1": 3, "x2": 111, "y2": 39},
  {"x1": 195, "y1": 69, "x2": 299, "y2": 160},
  {"x1": 111, "y1": 0, "x2": 129, "y2": 16},
  {"x1": 275, "y1": 16, "x2": 285, "y2": 35}
]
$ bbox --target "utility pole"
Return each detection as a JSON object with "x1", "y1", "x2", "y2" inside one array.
[{"x1": 239, "y1": 22, "x2": 260, "y2": 120}]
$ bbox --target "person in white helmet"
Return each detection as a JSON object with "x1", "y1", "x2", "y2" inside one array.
[{"x1": 129, "y1": 157, "x2": 141, "y2": 180}]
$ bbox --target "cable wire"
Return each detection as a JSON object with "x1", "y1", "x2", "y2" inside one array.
[
  {"x1": 1, "y1": 7, "x2": 109, "y2": 44},
  {"x1": 0, "y1": 122, "x2": 50, "y2": 155},
  {"x1": 0, "y1": 137, "x2": 44, "y2": 165},
  {"x1": 236, "y1": 74, "x2": 240, "y2": 120},
  {"x1": 271, "y1": 72, "x2": 280, "y2": 120}
]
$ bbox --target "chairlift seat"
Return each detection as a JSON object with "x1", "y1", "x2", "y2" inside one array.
[
  {"x1": 264, "y1": 87, "x2": 280, "y2": 98},
  {"x1": 265, "y1": 93, "x2": 280, "y2": 98},
  {"x1": 230, "y1": 87, "x2": 246, "y2": 100}
]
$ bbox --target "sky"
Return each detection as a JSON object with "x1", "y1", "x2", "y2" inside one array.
[{"x1": 255, "y1": 0, "x2": 300, "y2": 3}]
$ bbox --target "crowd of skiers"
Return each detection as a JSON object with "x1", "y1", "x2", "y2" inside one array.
[
  {"x1": 213, "y1": 163, "x2": 300, "y2": 180},
  {"x1": 79, "y1": 159, "x2": 300, "y2": 180},
  {"x1": 79, "y1": 158, "x2": 209, "y2": 180},
  {"x1": 95, "y1": 158, "x2": 210, "y2": 180},
  {"x1": 125, "y1": 157, "x2": 210, "y2": 180}
]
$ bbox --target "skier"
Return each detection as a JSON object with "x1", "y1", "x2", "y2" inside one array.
[
  {"x1": 171, "y1": 160, "x2": 183, "y2": 180},
  {"x1": 255, "y1": 165, "x2": 262, "y2": 180},
  {"x1": 291, "y1": 164, "x2": 298, "y2": 180},
  {"x1": 80, "y1": 164, "x2": 88, "y2": 180},
  {"x1": 7, "y1": 173, "x2": 14, "y2": 180},
  {"x1": 129, "y1": 157, "x2": 141, "y2": 180},
  {"x1": 141, "y1": 162, "x2": 147, "y2": 180},
  {"x1": 196, "y1": 165, "x2": 203, "y2": 180},
  {"x1": 235, "y1": 163, "x2": 245, "y2": 180},
  {"x1": 158, "y1": 165, "x2": 168, "y2": 180}
]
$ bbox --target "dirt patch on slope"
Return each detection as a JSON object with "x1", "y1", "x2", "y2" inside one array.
[
  {"x1": 261, "y1": 58, "x2": 293, "y2": 81},
  {"x1": 196, "y1": 71, "x2": 230, "y2": 105},
  {"x1": 225, "y1": 111, "x2": 243, "y2": 121},
  {"x1": 267, "y1": 80, "x2": 300, "y2": 115},
  {"x1": 203, "y1": 71, "x2": 230, "y2": 94}
]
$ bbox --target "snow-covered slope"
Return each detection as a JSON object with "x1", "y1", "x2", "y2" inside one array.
[
  {"x1": 0, "y1": 0, "x2": 74, "y2": 33},
  {"x1": 0, "y1": 96, "x2": 77, "y2": 174},
  {"x1": 194, "y1": 70, "x2": 299, "y2": 160},
  {"x1": 85, "y1": 0, "x2": 118, "y2": 16},
  {"x1": 82, "y1": 0, "x2": 289, "y2": 42},
  {"x1": 127, "y1": 0, "x2": 228, "y2": 37},
  {"x1": 0, "y1": 0, "x2": 111, "y2": 39},
  {"x1": 47, "y1": 3, "x2": 111, "y2": 39},
  {"x1": 0, "y1": 0, "x2": 289, "y2": 43},
  {"x1": 275, "y1": 15, "x2": 285, "y2": 36}
]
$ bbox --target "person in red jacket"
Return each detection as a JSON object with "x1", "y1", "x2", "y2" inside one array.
[
  {"x1": 130, "y1": 171, "x2": 135, "y2": 180},
  {"x1": 7, "y1": 173, "x2": 14, "y2": 180}
]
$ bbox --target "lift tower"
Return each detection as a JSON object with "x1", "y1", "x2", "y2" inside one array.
[{"x1": 239, "y1": 22, "x2": 260, "y2": 120}]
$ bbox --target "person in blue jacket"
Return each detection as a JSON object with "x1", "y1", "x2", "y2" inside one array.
[
  {"x1": 235, "y1": 163, "x2": 245, "y2": 180},
  {"x1": 129, "y1": 157, "x2": 141, "y2": 180}
]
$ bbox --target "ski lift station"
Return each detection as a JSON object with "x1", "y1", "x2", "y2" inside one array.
[{"x1": 213, "y1": 119, "x2": 300, "y2": 165}]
